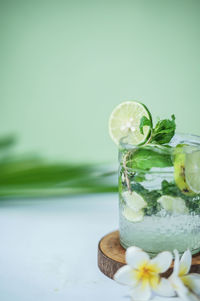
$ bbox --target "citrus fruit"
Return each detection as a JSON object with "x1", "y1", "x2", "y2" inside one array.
[
  {"x1": 109, "y1": 101, "x2": 152, "y2": 146},
  {"x1": 173, "y1": 144, "x2": 195, "y2": 196},
  {"x1": 122, "y1": 207, "x2": 144, "y2": 222},
  {"x1": 157, "y1": 195, "x2": 188, "y2": 214},
  {"x1": 185, "y1": 150, "x2": 200, "y2": 194},
  {"x1": 122, "y1": 191, "x2": 147, "y2": 211}
]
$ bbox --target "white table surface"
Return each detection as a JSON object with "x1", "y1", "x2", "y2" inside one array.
[{"x1": 0, "y1": 193, "x2": 181, "y2": 301}]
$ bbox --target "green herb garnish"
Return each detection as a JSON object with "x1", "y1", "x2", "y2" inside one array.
[
  {"x1": 128, "y1": 183, "x2": 162, "y2": 215},
  {"x1": 139, "y1": 114, "x2": 176, "y2": 145},
  {"x1": 126, "y1": 147, "x2": 173, "y2": 171},
  {"x1": 139, "y1": 116, "x2": 152, "y2": 135},
  {"x1": 151, "y1": 115, "x2": 176, "y2": 144}
]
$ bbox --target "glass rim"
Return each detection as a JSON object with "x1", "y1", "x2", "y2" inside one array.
[
  {"x1": 122, "y1": 166, "x2": 174, "y2": 175},
  {"x1": 119, "y1": 132, "x2": 200, "y2": 151},
  {"x1": 119, "y1": 132, "x2": 200, "y2": 174}
]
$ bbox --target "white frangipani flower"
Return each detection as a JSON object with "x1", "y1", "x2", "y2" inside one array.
[
  {"x1": 169, "y1": 249, "x2": 200, "y2": 301},
  {"x1": 114, "y1": 246, "x2": 175, "y2": 301}
]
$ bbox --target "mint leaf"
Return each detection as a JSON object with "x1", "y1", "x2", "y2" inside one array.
[
  {"x1": 161, "y1": 180, "x2": 181, "y2": 196},
  {"x1": 143, "y1": 190, "x2": 162, "y2": 215},
  {"x1": 130, "y1": 183, "x2": 161, "y2": 215},
  {"x1": 127, "y1": 147, "x2": 173, "y2": 171},
  {"x1": 139, "y1": 116, "x2": 152, "y2": 135},
  {"x1": 151, "y1": 115, "x2": 176, "y2": 144}
]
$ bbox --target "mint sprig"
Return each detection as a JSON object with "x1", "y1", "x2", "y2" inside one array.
[
  {"x1": 151, "y1": 114, "x2": 176, "y2": 144},
  {"x1": 127, "y1": 147, "x2": 173, "y2": 171},
  {"x1": 139, "y1": 116, "x2": 152, "y2": 135},
  {"x1": 140, "y1": 114, "x2": 176, "y2": 145}
]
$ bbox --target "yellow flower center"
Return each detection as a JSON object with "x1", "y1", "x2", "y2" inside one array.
[
  {"x1": 133, "y1": 262, "x2": 160, "y2": 289},
  {"x1": 179, "y1": 264, "x2": 187, "y2": 277},
  {"x1": 181, "y1": 275, "x2": 194, "y2": 290}
]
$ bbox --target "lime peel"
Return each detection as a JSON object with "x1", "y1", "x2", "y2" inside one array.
[{"x1": 185, "y1": 150, "x2": 200, "y2": 194}]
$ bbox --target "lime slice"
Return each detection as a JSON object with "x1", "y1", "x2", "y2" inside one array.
[
  {"x1": 157, "y1": 195, "x2": 188, "y2": 214},
  {"x1": 185, "y1": 150, "x2": 200, "y2": 193},
  {"x1": 122, "y1": 191, "x2": 147, "y2": 211},
  {"x1": 173, "y1": 144, "x2": 195, "y2": 196},
  {"x1": 109, "y1": 101, "x2": 152, "y2": 145},
  {"x1": 122, "y1": 207, "x2": 144, "y2": 222}
]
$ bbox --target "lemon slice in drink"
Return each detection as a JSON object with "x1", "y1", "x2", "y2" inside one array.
[
  {"x1": 122, "y1": 191, "x2": 147, "y2": 222},
  {"x1": 109, "y1": 101, "x2": 152, "y2": 145},
  {"x1": 157, "y1": 195, "x2": 188, "y2": 214},
  {"x1": 122, "y1": 207, "x2": 144, "y2": 222},
  {"x1": 122, "y1": 191, "x2": 147, "y2": 211},
  {"x1": 185, "y1": 150, "x2": 200, "y2": 194}
]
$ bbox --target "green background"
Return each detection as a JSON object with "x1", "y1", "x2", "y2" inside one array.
[{"x1": 0, "y1": 0, "x2": 200, "y2": 163}]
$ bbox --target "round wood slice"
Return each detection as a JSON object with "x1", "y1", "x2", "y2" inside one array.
[{"x1": 98, "y1": 230, "x2": 200, "y2": 279}]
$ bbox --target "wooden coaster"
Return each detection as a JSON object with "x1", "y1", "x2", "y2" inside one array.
[{"x1": 98, "y1": 230, "x2": 200, "y2": 279}]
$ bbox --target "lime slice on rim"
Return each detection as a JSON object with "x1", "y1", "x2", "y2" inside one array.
[
  {"x1": 185, "y1": 150, "x2": 200, "y2": 194},
  {"x1": 109, "y1": 101, "x2": 152, "y2": 146}
]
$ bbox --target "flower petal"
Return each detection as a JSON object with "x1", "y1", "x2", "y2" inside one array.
[
  {"x1": 114, "y1": 265, "x2": 137, "y2": 287},
  {"x1": 173, "y1": 249, "x2": 181, "y2": 276},
  {"x1": 130, "y1": 246, "x2": 142, "y2": 252},
  {"x1": 154, "y1": 278, "x2": 175, "y2": 297},
  {"x1": 131, "y1": 283, "x2": 151, "y2": 301},
  {"x1": 170, "y1": 274, "x2": 189, "y2": 298},
  {"x1": 182, "y1": 274, "x2": 200, "y2": 295},
  {"x1": 150, "y1": 251, "x2": 173, "y2": 273},
  {"x1": 126, "y1": 247, "x2": 149, "y2": 269},
  {"x1": 179, "y1": 250, "x2": 192, "y2": 276},
  {"x1": 186, "y1": 292, "x2": 200, "y2": 301}
]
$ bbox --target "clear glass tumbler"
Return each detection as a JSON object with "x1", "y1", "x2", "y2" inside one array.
[{"x1": 119, "y1": 134, "x2": 200, "y2": 256}]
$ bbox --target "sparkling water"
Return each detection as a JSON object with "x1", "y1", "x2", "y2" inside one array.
[
  {"x1": 119, "y1": 134, "x2": 200, "y2": 255},
  {"x1": 119, "y1": 207, "x2": 200, "y2": 255}
]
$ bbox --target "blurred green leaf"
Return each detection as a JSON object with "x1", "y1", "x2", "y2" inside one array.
[
  {"x1": 0, "y1": 135, "x2": 118, "y2": 199},
  {"x1": 0, "y1": 134, "x2": 17, "y2": 149}
]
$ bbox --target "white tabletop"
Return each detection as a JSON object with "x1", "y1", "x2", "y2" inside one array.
[{"x1": 0, "y1": 194, "x2": 181, "y2": 301}]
